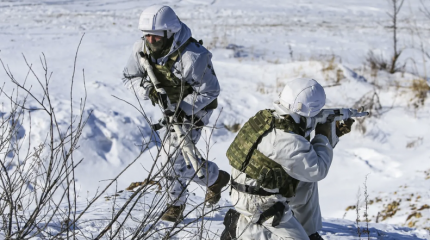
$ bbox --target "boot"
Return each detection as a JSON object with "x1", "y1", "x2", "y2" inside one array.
[
  {"x1": 205, "y1": 170, "x2": 230, "y2": 205},
  {"x1": 161, "y1": 204, "x2": 185, "y2": 222},
  {"x1": 309, "y1": 232, "x2": 324, "y2": 240}
]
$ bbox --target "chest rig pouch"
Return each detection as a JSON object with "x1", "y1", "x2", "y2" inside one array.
[
  {"x1": 140, "y1": 38, "x2": 218, "y2": 110},
  {"x1": 141, "y1": 40, "x2": 193, "y2": 104},
  {"x1": 226, "y1": 109, "x2": 303, "y2": 198}
]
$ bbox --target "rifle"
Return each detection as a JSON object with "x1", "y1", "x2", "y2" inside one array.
[
  {"x1": 139, "y1": 51, "x2": 206, "y2": 179},
  {"x1": 306, "y1": 108, "x2": 369, "y2": 147}
]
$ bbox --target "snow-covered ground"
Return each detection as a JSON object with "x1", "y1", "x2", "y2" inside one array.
[{"x1": 1, "y1": 0, "x2": 430, "y2": 239}]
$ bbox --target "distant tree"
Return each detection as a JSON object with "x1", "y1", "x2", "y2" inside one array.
[{"x1": 387, "y1": 0, "x2": 405, "y2": 73}]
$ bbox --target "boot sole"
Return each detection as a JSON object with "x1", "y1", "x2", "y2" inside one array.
[{"x1": 161, "y1": 215, "x2": 184, "y2": 222}]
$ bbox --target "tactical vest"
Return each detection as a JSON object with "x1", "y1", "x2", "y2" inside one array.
[
  {"x1": 226, "y1": 110, "x2": 303, "y2": 198},
  {"x1": 142, "y1": 38, "x2": 218, "y2": 109}
]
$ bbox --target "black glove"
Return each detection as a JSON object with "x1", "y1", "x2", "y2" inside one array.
[
  {"x1": 158, "y1": 93, "x2": 170, "y2": 112},
  {"x1": 151, "y1": 117, "x2": 169, "y2": 131},
  {"x1": 148, "y1": 87, "x2": 158, "y2": 106},
  {"x1": 336, "y1": 118, "x2": 355, "y2": 137},
  {"x1": 315, "y1": 121, "x2": 332, "y2": 140}
]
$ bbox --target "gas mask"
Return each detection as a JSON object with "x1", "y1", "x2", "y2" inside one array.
[{"x1": 143, "y1": 33, "x2": 175, "y2": 59}]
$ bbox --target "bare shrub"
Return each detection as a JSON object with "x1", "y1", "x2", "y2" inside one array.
[
  {"x1": 88, "y1": 97, "x2": 231, "y2": 240},
  {"x1": 0, "y1": 36, "x2": 231, "y2": 239},
  {"x1": 420, "y1": 0, "x2": 430, "y2": 21},
  {"x1": 366, "y1": 51, "x2": 390, "y2": 72},
  {"x1": 355, "y1": 187, "x2": 362, "y2": 239},
  {"x1": 288, "y1": 44, "x2": 294, "y2": 62},
  {"x1": 0, "y1": 38, "x2": 90, "y2": 239},
  {"x1": 387, "y1": 0, "x2": 405, "y2": 74},
  {"x1": 366, "y1": 0, "x2": 406, "y2": 74},
  {"x1": 363, "y1": 175, "x2": 370, "y2": 239},
  {"x1": 353, "y1": 90, "x2": 382, "y2": 134},
  {"x1": 351, "y1": 176, "x2": 372, "y2": 239},
  {"x1": 90, "y1": 45, "x2": 232, "y2": 240}
]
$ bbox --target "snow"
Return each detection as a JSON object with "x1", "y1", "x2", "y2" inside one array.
[{"x1": 1, "y1": 0, "x2": 430, "y2": 239}]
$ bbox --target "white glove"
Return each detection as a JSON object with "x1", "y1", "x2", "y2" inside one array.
[{"x1": 139, "y1": 81, "x2": 153, "y2": 100}]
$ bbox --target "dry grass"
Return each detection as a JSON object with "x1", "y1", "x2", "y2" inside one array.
[
  {"x1": 418, "y1": 204, "x2": 430, "y2": 211},
  {"x1": 351, "y1": 90, "x2": 382, "y2": 134},
  {"x1": 205, "y1": 24, "x2": 230, "y2": 50},
  {"x1": 256, "y1": 82, "x2": 269, "y2": 94},
  {"x1": 406, "y1": 137, "x2": 424, "y2": 148},
  {"x1": 346, "y1": 205, "x2": 357, "y2": 211},
  {"x1": 380, "y1": 200, "x2": 401, "y2": 221},
  {"x1": 223, "y1": 123, "x2": 241, "y2": 133},
  {"x1": 365, "y1": 50, "x2": 406, "y2": 74},
  {"x1": 125, "y1": 180, "x2": 162, "y2": 191},
  {"x1": 275, "y1": 77, "x2": 286, "y2": 93},
  {"x1": 266, "y1": 58, "x2": 281, "y2": 64},
  {"x1": 335, "y1": 68, "x2": 344, "y2": 83},
  {"x1": 321, "y1": 55, "x2": 337, "y2": 72},
  {"x1": 320, "y1": 55, "x2": 344, "y2": 83},
  {"x1": 425, "y1": 170, "x2": 430, "y2": 180},
  {"x1": 366, "y1": 51, "x2": 390, "y2": 72},
  {"x1": 409, "y1": 78, "x2": 430, "y2": 109},
  {"x1": 406, "y1": 212, "x2": 423, "y2": 221}
]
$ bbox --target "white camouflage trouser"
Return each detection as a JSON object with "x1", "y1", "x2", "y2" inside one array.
[
  {"x1": 159, "y1": 110, "x2": 219, "y2": 206},
  {"x1": 288, "y1": 181, "x2": 321, "y2": 236},
  {"x1": 236, "y1": 202, "x2": 309, "y2": 240},
  {"x1": 233, "y1": 181, "x2": 321, "y2": 239}
]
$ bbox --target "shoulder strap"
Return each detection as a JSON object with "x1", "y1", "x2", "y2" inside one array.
[
  {"x1": 169, "y1": 37, "x2": 204, "y2": 60},
  {"x1": 189, "y1": 37, "x2": 203, "y2": 45},
  {"x1": 274, "y1": 115, "x2": 305, "y2": 137}
]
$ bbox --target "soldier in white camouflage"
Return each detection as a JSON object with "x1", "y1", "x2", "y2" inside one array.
[
  {"x1": 122, "y1": 5, "x2": 230, "y2": 222},
  {"x1": 222, "y1": 78, "x2": 354, "y2": 240}
]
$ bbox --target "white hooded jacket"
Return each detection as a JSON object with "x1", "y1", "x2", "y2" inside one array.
[
  {"x1": 230, "y1": 114, "x2": 333, "y2": 239},
  {"x1": 123, "y1": 22, "x2": 220, "y2": 116}
]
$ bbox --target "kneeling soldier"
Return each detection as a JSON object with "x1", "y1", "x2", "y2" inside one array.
[{"x1": 222, "y1": 78, "x2": 353, "y2": 240}]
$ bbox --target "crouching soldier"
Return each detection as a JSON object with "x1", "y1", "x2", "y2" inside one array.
[
  {"x1": 221, "y1": 78, "x2": 354, "y2": 239},
  {"x1": 122, "y1": 5, "x2": 230, "y2": 222}
]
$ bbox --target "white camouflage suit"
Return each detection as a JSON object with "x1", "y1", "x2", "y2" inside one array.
[
  {"x1": 123, "y1": 21, "x2": 220, "y2": 206},
  {"x1": 231, "y1": 113, "x2": 333, "y2": 239}
]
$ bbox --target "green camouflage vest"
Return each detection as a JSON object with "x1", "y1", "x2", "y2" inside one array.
[
  {"x1": 144, "y1": 38, "x2": 218, "y2": 109},
  {"x1": 226, "y1": 109, "x2": 303, "y2": 198},
  {"x1": 145, "y1": 43, "x2": 193, "y2": 104}
]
